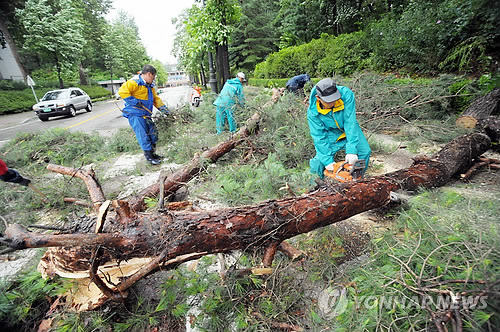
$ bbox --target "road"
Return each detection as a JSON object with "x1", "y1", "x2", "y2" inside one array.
[{"x1": 0, "y1": 86, "x2": 191, "y2": 147}]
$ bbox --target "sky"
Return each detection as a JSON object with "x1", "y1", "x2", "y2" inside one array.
[{"x1": 107, "y1": 0, "x2": 197, "y2": 64}]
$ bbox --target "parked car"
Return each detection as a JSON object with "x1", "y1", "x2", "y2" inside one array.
[{"x1": 33, "y1": 87, "x2": 92, "y2": 121}]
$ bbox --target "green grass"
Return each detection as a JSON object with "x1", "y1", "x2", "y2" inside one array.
[{"x1": 332, "y1": 189, "x2": 500, "y2": 331}]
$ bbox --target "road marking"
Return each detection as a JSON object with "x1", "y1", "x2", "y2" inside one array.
[
  {"x1": 0, "y1": 118, "x2": 37, "y2": 132},
  {"x1": 64, "y1": 110, "x2": 115, "y2": 130}
]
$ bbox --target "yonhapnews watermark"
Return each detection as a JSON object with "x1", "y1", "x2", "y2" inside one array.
[{"x1": 318, "y1": 285, "x2": 488, "y2": 319}]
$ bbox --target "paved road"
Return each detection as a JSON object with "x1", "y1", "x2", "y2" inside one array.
[{"x1": 0, "y1": 86, "x2": 191, "y2": 147}]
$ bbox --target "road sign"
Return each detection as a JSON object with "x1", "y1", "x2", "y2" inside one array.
[
  {"x1": 26, "y1": 75, "x2": 35, "y2": 86},
  {"x1": 26, "y1": 75, "x2": 39, "y2": 103}
]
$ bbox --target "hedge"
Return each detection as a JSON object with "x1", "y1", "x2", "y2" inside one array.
[{"x1": 0, "y1": 85, "x2": 112, "y2": 114}]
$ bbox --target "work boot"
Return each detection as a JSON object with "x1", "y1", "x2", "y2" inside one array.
[
  {"x1": 144, "y1": 150, "x2": 160, "y2": 165},
  {"x1": 152, "y1": 144, "x2": 163, "y2": 160}
]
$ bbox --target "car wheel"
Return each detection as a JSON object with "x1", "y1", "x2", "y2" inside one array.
[
  {"x1": 69, "y1": 105, "x2": 76, "y2": 117},
  {"x1": 86, "y1": 101, "x2": 92, "y2": 112},
  {"x1": 38, "y1": 115, "x2": 49, "y2": 121}
]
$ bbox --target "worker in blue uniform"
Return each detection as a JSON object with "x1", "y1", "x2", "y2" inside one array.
[
  {"x1": 307, "y1": 78, "x2": 371, "y2": 178},
  {"x1": 286, "y1": 74, "x2": 311, "y2": 93},
  {"x1": 119, "y1": 65, "x2": 169, "y2": 165},
  {"x1": 213, "y1": 72, "x2": 246, "y2": 134}
]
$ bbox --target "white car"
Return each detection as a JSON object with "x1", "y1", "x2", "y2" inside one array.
[{"x1": 33, "y1": 87, "x2": 92, "y2": 121}]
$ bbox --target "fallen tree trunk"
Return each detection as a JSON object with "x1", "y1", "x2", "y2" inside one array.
[
  {"x1": 1, "y1": 133, "x2": 492, "y2": 309},
  {"x1": 128, "y1": 112, "x2": 260, "y2": 212},
  {"x1": 456, "y1": 88, "x2": 500, "y2": 128},
  {"x1": 478, "y1": 115, "x2": 500, "y2": 145}
]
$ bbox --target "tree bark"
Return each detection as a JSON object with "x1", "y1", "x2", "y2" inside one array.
[
  {"x1": 477, "y1": 115, "x2": 500, "y2": 145},
  {"x1": 456, "y1": 88, "x2": 500, "y2": 128},
  {"x1": 2, "y1": 134, "x2": 491, "y2": 308}
]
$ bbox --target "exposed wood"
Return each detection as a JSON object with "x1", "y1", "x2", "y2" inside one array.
[
  {"x1": 279, "y1": 241, "x2": 305, "y2": 261},
  {"x1": 461, "y1": 157, "x2": 500, "y2": 181},
  {"x1": 262, "y1": 241, "x2": 280, "y2": 267},
  {"x1": 1, "y1": 133, "x2": 492, "y2": 309},
  {"x1": 47, "y1": 164, "x2": 106, "y2": 212},
  {"x1": 63, "y1": 197, "x2": 92, "y2": 207},
  {"x1": 456, "y1": 88, "x2": 500, "y2": 128},
  {"x1": 128, "y1": 112, "x2": 260, "y2": 211}
]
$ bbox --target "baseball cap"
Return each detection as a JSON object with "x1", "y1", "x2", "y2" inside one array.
[
  {"x1": 237, "y1": 72, "x2": 246, "y2": 81},
  {"x1": 316, "y1": 78, "x2": 341, "y2": 103}
]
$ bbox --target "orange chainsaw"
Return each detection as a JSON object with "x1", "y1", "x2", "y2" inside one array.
[{"x1": 324, "y1": 159, "x2": 366, "y2": 183}]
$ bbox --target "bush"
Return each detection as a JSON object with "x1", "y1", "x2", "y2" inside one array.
[{"x1": 254, "y1": 31, "x2": 371, "y2": 79}]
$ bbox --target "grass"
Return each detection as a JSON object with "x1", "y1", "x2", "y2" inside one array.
[{"x1": 0, "y1": 71, "x2": 498, "y2": 331}]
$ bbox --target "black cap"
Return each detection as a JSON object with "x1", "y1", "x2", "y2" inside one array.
[{"x1": 316, "y1": 78, "x2": 341, "y2": 103}]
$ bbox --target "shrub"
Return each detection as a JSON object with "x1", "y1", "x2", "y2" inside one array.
[{"x1": 254, "y1": 31, "x2": 371, "y2": 79}]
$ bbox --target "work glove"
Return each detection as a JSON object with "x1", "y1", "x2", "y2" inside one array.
[
  {"x1": 158, "y1": 105, "x2": 170, "y2": 115},
  {"x1": 0, "y1": 169, "x2": 31, "y2": 186},
  {"x1": 345, "y1": 154, "x2": 359, "y2": 165},
  {"x1": 325, "y1": 162, "x2": 335, "y2": 172}
]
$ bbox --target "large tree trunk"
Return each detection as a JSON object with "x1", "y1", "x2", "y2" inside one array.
[
  {"x1": 456, "y1": 88, "x2": 500, "y2": 128},
  {"x1": 2, "y1": 133, "x2": 491, "y2": 309}
]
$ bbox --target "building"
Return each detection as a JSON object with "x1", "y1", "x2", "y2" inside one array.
[
  {"x1": 166, "y1": 70, "x2": 189, "y2": 87},
  {"x1": 0, "y1": 20, "x2": 26, "y2": 81},
  {"x1": 96, "y1": 78, "x2": 126, "y2": 94}
]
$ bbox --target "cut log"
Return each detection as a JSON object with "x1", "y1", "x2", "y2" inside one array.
[
  {"x1": 128, "y1": 112, "x2": 260, "y2": 211},
  {"x1": 1, "y1": 133, "x2": 492, "y2": 309},
  {"x1": 477, "y1": 115, "x2": 500, "y2": 144},
  {"x1": 456, "y1": 88, "x2": 500, "y2": 128}
]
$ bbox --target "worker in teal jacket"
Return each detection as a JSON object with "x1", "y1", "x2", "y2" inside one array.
[
  {"x1": 307, "y1": 78, "x2": 371, "y2": 178},
  {"x1": 213, "y1": 72, "x2": 246, "y2": 134}
]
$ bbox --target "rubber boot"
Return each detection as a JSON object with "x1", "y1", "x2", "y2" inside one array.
[
  {"x1": 144, "y1": 150, "x2": 160, "y2": 165},
  {"x1": 152, "y1": 144, "x2": 163, "y2": 160}
]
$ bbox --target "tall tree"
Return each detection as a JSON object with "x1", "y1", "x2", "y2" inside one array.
[
  {"x1": 172, "y1": 7, "x2": 208, "y2": 83},
  {"x1": 73, "y1": 0, "x2": 113, "y2": 84},
  {"x1": 16, "y1": 0, "x2": 85, "y2": 88},
  {"x1": 150, "y1": 60, "x2": 168, "y2": 87},
  {"x1": 230, "y1": 0, "x2": 280, "y2": 73},
  {"x1": 101, "y1": 11, "x2": 150, "y2": 79}
]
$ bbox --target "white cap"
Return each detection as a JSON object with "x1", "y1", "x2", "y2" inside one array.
[{"x1": 236, "y1": 72, "x2": 246, "y2": 81}]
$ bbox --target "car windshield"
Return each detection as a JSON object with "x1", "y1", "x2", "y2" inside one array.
[{"x1": 42, "y1": 91, "x2": 67, "y2": 101}]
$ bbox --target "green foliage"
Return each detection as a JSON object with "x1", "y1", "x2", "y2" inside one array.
[
  {"x1": 0, "y1": 271, "x2": 73, "y2": 329},
  {"x1": 334, "y1": 189, "x2": 500, "y2": 331},
  {"x1": 229, "y1": 0, "x2": 280, "y2": 73},
  {"x1": 0, "y1": 79, "x2": 28, "y2": 90},
  {"x1": 212, "y1": 153, "x2": 310, "y2": 205},
  {"x1": 101, "y1": 11, "x2": 151, "y2": 78},
  {"x1": 439, "y1": 36, "x2": 490, "y2": 74},
  {"x1": 448, "y1": 79, "x2": 475, "y2": 114},
  {"x1": 365, "y1": 0, "x2": 499, "y2": 74},
  {"x1": 16, "y1": 0, "x2": 85, "y2": 87},
  {"x1": 254, "y1": 32, "x2": 370, "y2": 79}
]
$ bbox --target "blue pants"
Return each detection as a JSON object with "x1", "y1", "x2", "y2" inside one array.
[
  {"x1": 216, "y1": 106, "x2": 237, "y2": 134},
  {"x1": 127, "y1": 116, "x2": 158, "y2": 151},
  {"x1": 310, "y1": 134, "x2": 371, "y2": 178}
]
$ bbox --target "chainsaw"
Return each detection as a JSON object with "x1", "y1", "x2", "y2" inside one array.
[{"x1": 324, "y1": 159, "x2": 366, "y2": 183}]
